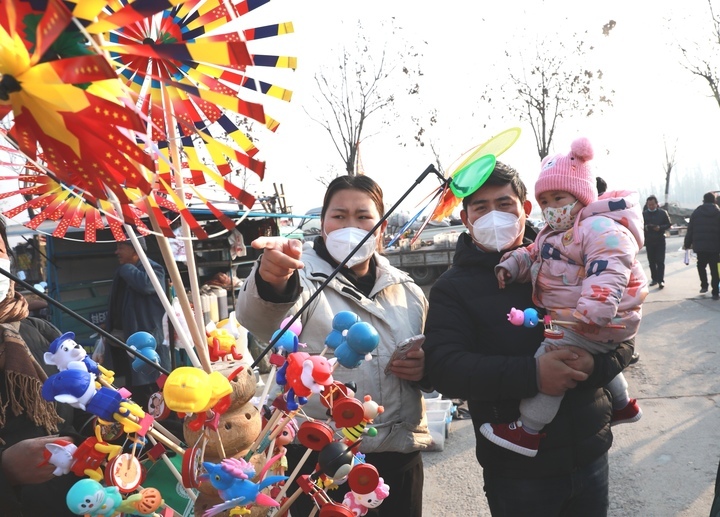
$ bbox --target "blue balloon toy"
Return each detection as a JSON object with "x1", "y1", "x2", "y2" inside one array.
[
  {"x1": 334, "y1": 321, "x2": 380, "y2": 369},
  {"x1": 272, "y1": 328, "x2": 299, "y2": 354},
  {"x1": 325, "y1": 312, "x2": 379, "y2": 369},
  {"x1": 325, "y1": 311, "x2": 360, "y2": 350},
  {"x1": 127, "y1": 332, "x2": 160, "y2": 377}
]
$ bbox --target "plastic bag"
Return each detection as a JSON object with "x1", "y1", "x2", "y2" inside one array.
[
  {"x1": 91, "y1": 335, "x2": 105, "y2": 363},
  {"x1": 228, "y1": 229, "x2": 247, "y2": 260}
]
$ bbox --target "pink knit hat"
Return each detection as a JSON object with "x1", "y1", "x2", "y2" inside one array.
[{"x1": 535, "y1": 137, "x2": 598, "y2": 206}]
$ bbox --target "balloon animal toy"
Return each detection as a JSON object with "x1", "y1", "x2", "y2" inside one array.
[
  {"x1": 66, "y1": 478, "x2": 162, "y2": 516},
  {"x1": 199, "y1": 456, "x2": 288, "y2": 516},
  {"x1": 43, "y1": 331, "x2": 114, "y2": 383},
  {"x1": 275, "y1": 352, "x2": 336, "y2": 411},
  {"x1": 327, "y1": 321, "x2": 380, "y2": 369},
  {"x1": 127, "y1": 331, "x2": 162, "y2": 378},
  {"x1": 324, "y1": 311, "x2": 359, "y2": 350}
]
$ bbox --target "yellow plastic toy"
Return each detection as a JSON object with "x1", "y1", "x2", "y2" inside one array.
[{"x1": 163, "y1": 367, "x2": 232, "y2": 414}]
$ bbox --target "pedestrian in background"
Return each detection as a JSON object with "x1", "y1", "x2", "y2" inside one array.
[
  {"x1": 643, "y1": 195, "x2": 672, "y2": 289},
  {"x1": 683, "y1": 192, "x2": 720, "y2": 300},
  {"x1": 596, "y1": 176, "x2": 607, "y2": 197},
  {"x1": 105, "y1": 237, "x2": 170, "y2": 408}
]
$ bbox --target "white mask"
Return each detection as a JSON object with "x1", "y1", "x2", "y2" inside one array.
[
  {"x1": 0, "y1": 258, "x2": 10, "y2": 302},
  {"x1": 324, "y1": 227, "x2": 377, "y2": 268},
  {"x1": 542, "y1": 200, "x2": 578, "y2": 231},
  {"x1": 471, "y1": 210, "x2": 523, "y2": 252}
]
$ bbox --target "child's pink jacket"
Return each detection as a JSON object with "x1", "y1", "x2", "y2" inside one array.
[{"x1": 498, "y1": 190, "x2": 648, "y2": 344}]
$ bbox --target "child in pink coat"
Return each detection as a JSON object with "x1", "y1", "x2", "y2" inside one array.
[{"x1": 480, "y1": 137, "x2": 648, "y2": 457}]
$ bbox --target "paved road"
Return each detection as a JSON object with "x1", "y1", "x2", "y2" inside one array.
[{"x1": 421, "y1": 235, "x2": 720, "y2": 516}]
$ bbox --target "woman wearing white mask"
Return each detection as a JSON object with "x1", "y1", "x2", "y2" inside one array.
[{"x1": 236, "y1": 175, "x2": 430, "y2": 516}]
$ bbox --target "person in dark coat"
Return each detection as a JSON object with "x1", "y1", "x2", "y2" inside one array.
[
  {"x1": 643, "y1": 195, "x2": 672, "y2": 289},
  {"x1": 105, "y1": 237, "x2": 170, "y2": 408},
  {"x1": 0, "y1": 222, "x2": 79, "y2": 517},
  {"x1": 423, "y1": 163, "x2": 634, "y2": 516},
  {"x1": 683, "y1": 192, "x2": 720, "y2": 300}
]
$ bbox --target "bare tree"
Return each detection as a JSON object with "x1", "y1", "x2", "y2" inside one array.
[
  {"x1": 306, "y1": 20, "x2": 426, "y2": 177},
  {"x1": 662, "y1": 137, "x2": 677, "y2": 207},
  {"x1": 483, "y1": 21, "x2": 616, "y2": 160},
  {"x1": 678, "y1": 0, "x2": 720, "y2": 108}
]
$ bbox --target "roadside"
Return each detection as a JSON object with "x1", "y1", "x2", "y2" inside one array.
[{"x1": 421, "y1": 235, "x2": 720, "y2": 516}]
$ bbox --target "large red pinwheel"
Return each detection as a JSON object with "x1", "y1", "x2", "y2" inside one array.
[
  {"x1": 0, "y1": 0, "x2": 158, "y2": 238},
  {"x1": 1, "y1": 0, "x2": 296, "y2": 241}
]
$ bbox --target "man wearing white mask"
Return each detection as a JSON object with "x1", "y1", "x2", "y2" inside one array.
[{"x1": 423, "y1": 161, "x2": 636, "y2": 517}]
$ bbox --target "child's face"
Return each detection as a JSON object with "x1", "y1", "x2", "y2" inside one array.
[{"x1": 537, "y1": 190, "x2": 584, "y2": 215}]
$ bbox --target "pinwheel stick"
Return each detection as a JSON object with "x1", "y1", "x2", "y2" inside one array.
[
  {"x1": 160, "y1": 88, "x2": 211, "y2": 367},
  {"x1": 146, "y1": 209, "x2": 212, "y2": 373},
  {"x1": 553, "y1": 320, "x2": 626, "y2": 329},
  {"x1": 114, "y1": 216, "x2": 203, "y2": 370}
]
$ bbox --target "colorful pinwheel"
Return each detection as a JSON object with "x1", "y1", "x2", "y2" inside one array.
[
  {"x1": 388, "y1": 128, "x2": 522, "y2": 246},
  {"x1": 0, "y1": 0, "x2": 157, "y2": 237},
  {"x1": 1, "y1": 0, "x2": 296, "y2": 241}
]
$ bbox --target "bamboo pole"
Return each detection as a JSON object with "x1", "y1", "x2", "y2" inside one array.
[
  {"x1": 273, "y1": 447, "x2": 313, "y2": 513},
  {"x1": 159, "y1": 85, "x2": 210, "y2": 373},
  {"x1": 108, "y1": 211, "x2": 202, "y2": 369},
  {"x1": 145, "y1": 208, "x2": 212, "y2": 372}
]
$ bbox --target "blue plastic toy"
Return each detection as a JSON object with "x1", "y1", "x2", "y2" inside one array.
[{"x1": 127, "y1": 331, "x2": 161, "y2": 378}]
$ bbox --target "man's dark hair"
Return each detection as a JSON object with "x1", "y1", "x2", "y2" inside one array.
[
  {"x1": 646, "y1": 195, "x2": 658, "y2": 204},
  {"x1": 596, "y1": 177, "x2": 607, "y2": 195},
  {"x1": 703, "y1": 192, "x2": 717, "y2": 204},
  {"x1": 461, "y1": 161, "x2": 527, "y2": 210}
]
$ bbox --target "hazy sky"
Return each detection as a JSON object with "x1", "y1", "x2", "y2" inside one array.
[
  {"x1": 2, "y1": 0, "x2": 719, "y2": 236},
  {"x1": 250, "y1": 0, "x2": 720, "y2": 218}
]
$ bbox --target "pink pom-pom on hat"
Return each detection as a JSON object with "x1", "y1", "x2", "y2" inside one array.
[{"x1": 535, "y1": 137, "x2": 598, "y2": 206}]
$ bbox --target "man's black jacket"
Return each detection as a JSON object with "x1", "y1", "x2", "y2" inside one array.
[{"x1": 423, "y1": 231, "x2": 633, "y2": 478}]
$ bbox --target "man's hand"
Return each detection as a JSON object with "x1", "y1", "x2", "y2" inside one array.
[
  {"x1": 537, "y1": 349, "x2": 589, "y2": 396},
  {"x1": 387, "y1": 348, "x2": 425, "y2": 382},
  {"x1": 544, "y1": 344, "x2": 594, "y2": 375},
  {"x1": 252, "y1": 237, "x2": 304, "y2": 294},
  {"x1": 2, "y1": 436, "x2": 72, "y2": 485}
]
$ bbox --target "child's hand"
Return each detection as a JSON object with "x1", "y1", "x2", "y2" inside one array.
[{"x1": 496, "y1": 267, "x2": 511, "y2": 289}]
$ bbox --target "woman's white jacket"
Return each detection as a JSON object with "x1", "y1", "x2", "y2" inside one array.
[{"x1": 235, "y1": 242, "x2": 432, "y2": 454}]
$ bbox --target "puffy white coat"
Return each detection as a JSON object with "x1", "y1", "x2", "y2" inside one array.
[{"x1": 236, "y1": 242, "x2": 432, "y2": 454}]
